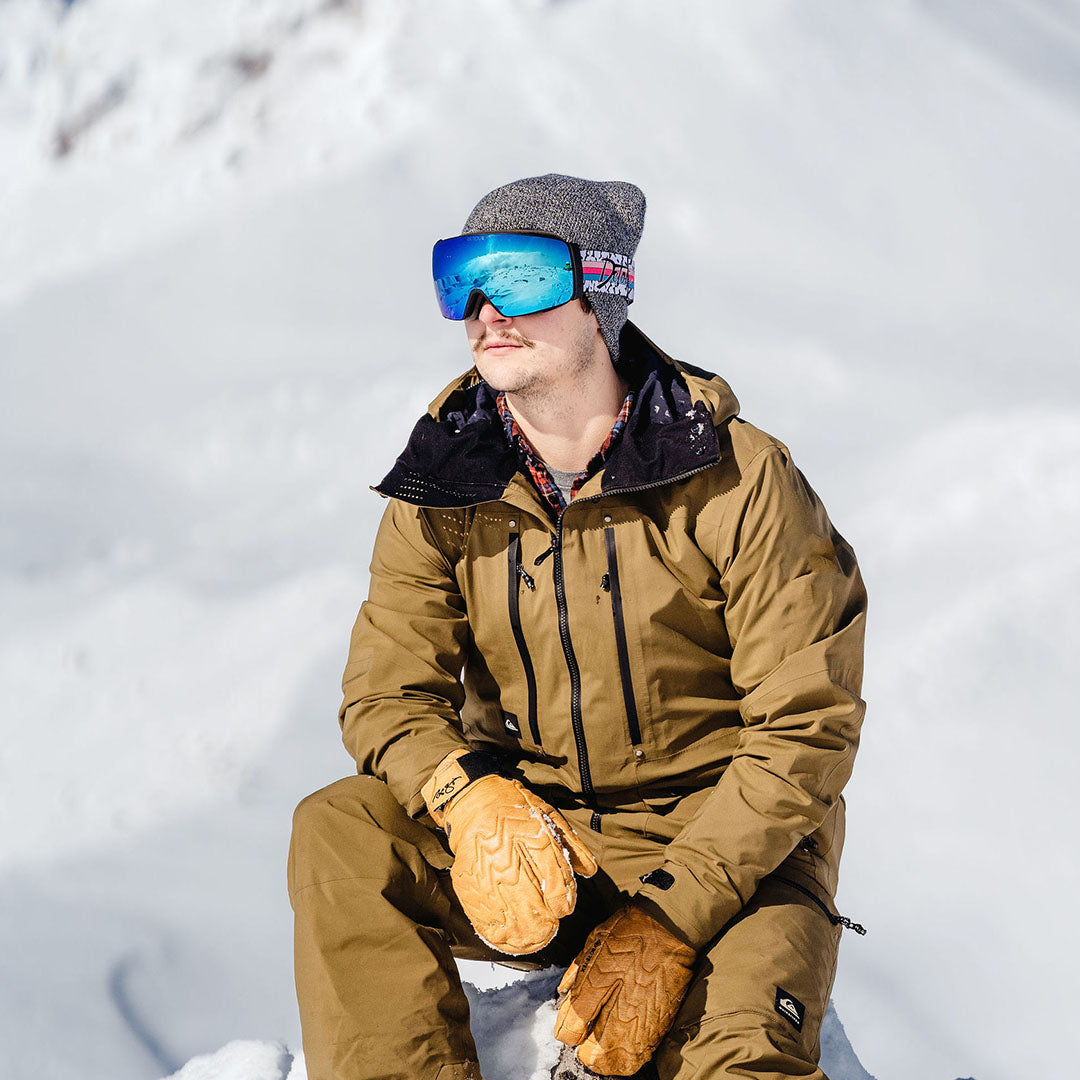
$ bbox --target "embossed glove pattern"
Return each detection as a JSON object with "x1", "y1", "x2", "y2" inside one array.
[
  {"x1": 553, "y1": 905, "x2": 697, "y2": 1076},
  {"x1": 438, "y1": 770, "x2": 598, "y2": 954}
]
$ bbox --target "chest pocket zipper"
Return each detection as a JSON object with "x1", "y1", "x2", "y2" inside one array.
[
  {"x1": 603, "y1": 527, "x2": 643, "y2": 746},
  {"x1": 507, "y1": 532, "x2": 542, "y2": 748}
]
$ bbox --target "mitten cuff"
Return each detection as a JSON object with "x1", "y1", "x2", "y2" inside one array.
[{"x1": 420, "y1": 748, "x2": 502, "y2": 827}]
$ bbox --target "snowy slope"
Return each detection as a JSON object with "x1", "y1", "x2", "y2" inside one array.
[
  {"x1": 2, "y1": 1, "x2": 1079, "y2": 1078},
  {"x1": 0, "y1": 0, "x2": 433, "y2": 305}
]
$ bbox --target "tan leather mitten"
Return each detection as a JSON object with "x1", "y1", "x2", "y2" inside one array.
[
  {"x1": 422, "y1": 750, "x2": 598, "y2": 955},
  {"x1": 553, "y1": 905, "x2": 697, "y2": 1076}
]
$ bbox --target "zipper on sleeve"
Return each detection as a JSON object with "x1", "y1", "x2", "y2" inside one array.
[
  {"x1": 603, "y1": 527, "x2": 643, "y2": 746},
  {"x1": 507, "y1": 532, "x2": 542, "y2": 748}
]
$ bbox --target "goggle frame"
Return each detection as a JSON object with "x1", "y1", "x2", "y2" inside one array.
[{"x1": 432, "y1": 230, "x2": 633, "y2": 321}]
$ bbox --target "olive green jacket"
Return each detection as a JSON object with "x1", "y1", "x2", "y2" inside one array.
[{"x1": 340, "y1": 323, "x2": 866, "y2": 949}]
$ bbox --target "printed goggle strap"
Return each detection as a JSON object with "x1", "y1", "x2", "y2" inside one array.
[
  {"x1": 580, "y1": 249, "x2": 635, "y2": 302},
  {"x1": 421, "y1": 748, "x2": 502, "y2": 827}
]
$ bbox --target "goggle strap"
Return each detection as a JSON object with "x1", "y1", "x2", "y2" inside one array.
[{"x1": 580, "y1": 248, "x2": 635, "y2": 302}]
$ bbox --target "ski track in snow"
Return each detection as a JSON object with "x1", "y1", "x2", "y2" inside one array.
[
  {"x1": 110, "y1": 950, "x2": 185, "y2": 1078},
  {"x1": 3, "y1": 1, "x2": 1079, "y2": 1078}
]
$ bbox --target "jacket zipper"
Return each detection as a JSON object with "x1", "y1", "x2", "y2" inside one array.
[
  {"x1": 507, "y1": 533, "x2": 541, "y2": 748},
  {"x1": 774, "y1": 875, "x2": 867, "y2": 935},
  {"x1": 549, "y1": 515, "x2": 601, "y2": 830},
  {"x1": 573, "y1": 460, "x2": 720, "y2": 506},
  {"x1": 603, "y1": 527, "x2": 642, "y2": 745},
  {"x1": 533, "y1": 460, "x2": 722, "y2": 835}
]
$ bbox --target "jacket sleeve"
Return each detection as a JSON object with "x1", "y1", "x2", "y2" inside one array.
[
  {"x1": 339, "y1": 497, "x2": 473, "y2": 819},
  {"x1": 635, "y1": 441, "x2": 867, "y2": 950}
]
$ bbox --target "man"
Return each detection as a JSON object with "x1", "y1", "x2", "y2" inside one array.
[{"x1": 288, "y1": 174, "x2": 867, "y2": 1080}]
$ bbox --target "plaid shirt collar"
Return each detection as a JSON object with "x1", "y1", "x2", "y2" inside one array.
[{"x1": 496, "y1": 389, "x2": 635, "y2": 516}]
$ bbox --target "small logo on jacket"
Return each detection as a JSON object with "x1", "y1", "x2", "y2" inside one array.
[
  {"x1": 639, "y1": 868, "x2": 675, "y2": 891},
  {"x1": 502, "y1": 712, "x2": 521, "y2": 736},
  {"x1": 775, "y1": 987, "x2": 805, "y2": 1032}
]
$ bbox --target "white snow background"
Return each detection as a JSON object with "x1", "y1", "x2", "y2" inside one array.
[{"x1": 2, "y1": 1, "x2": 1078, "y2": 1077}]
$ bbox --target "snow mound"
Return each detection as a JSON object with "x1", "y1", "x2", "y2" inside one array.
[
  {"x1": 164, "y1": 1040, "x2": 300, "y2": 1080},
  {"x1": 464, "y1": 970, "x2": 565, "y2": 1080},
  {"x1": 162, "y1": 978, "x2": 876, "y2": 1080}
]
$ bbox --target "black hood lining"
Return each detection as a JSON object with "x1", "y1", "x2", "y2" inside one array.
[{"x1": 374, "y1": 324, "x2": 720, "y2": 508}]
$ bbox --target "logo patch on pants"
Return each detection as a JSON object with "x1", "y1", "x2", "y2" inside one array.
[{"x1": 775, "y1": 987, "x2": 805, "y2": 1032}]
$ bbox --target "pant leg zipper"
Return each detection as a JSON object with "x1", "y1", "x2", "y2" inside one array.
[{"x1": 774, "y1": 875, "x2": 867, "y2": 935}]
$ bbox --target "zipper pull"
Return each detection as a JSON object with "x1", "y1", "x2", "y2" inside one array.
[
  {"x1": 835, "y1": 914, "x2": 867, "y2": 936},
  {"x1": 517, "y1": 563, "x2": 536, "y2": 591},
  {"x1": 534, "y1": 532, "x2": 557, "y2": 567},
  {"x1": 600, "y1": 572, "x2": 611, "y2": 592}
]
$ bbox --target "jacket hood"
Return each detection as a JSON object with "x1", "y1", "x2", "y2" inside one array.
[{"x1": 375, "y1": 322, "x2": 740, "y2": 508}]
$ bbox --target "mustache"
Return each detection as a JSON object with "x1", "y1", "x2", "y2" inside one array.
[{"x1": 472, "y1": 329, "x2": 535, "y2": 351}]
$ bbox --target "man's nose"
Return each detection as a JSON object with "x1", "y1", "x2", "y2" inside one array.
[{"x1": 475, "y1": 297, "x2": 510, "y2": 325}]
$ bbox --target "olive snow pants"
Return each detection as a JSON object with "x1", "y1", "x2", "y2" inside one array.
[{"x1": 288, "y1": 776, "x2": 844, "y2": 1080}]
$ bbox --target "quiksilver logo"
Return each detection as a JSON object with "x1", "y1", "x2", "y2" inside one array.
[{"x1": 774, "y1": 987, "x2": 805, "y2": 1032}]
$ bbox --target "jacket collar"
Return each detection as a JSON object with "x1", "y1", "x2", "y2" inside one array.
[{"x1": 374, "y1": 323, "x2": 735, "y2": 509}]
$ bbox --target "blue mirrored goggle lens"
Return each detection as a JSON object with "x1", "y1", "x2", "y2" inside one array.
[{"x1": 432, "y1": 233, "x2": 576, "y2": 320}]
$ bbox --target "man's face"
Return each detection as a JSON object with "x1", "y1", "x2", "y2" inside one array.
[{"x1": 465, "y1": 298, "x2": 605, "y2": 399}]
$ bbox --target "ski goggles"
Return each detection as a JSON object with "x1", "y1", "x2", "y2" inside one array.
[{"x1": 432, "y1": 231, "x2": 635, "y2": 320}]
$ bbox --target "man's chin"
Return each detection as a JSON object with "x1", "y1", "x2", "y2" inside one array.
[{"x1": 474, "y1": 360, "x2": 533, "y2": 395}]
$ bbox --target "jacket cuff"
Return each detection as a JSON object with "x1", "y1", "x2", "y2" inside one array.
[{"x1": 633, "y1": 863, "x2": 745, "y2": 951}]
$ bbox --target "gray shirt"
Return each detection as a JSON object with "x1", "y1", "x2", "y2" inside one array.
[{"x1": 545, "y1": 464, "x2": 580, "y2": 506}]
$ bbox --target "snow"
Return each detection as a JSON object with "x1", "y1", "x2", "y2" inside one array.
[
  {"x1": 163, "y1": 1041, "x2": 300, "y2": 1080},
  {"x1": 3, "y1": 0, "x2": 1079, "y2": 1078},
  {"x1": 155, "y1": 987, "x2": 875, "y2": 1080}
]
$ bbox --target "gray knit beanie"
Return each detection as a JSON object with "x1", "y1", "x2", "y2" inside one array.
[{"x1": 462, "y1": 173, "x2": 646, "y2": 363}]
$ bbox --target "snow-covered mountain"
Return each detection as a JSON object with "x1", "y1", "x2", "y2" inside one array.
[{"x1": 3, "y1": 1, "x2": 1078, "y2": 1077}]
